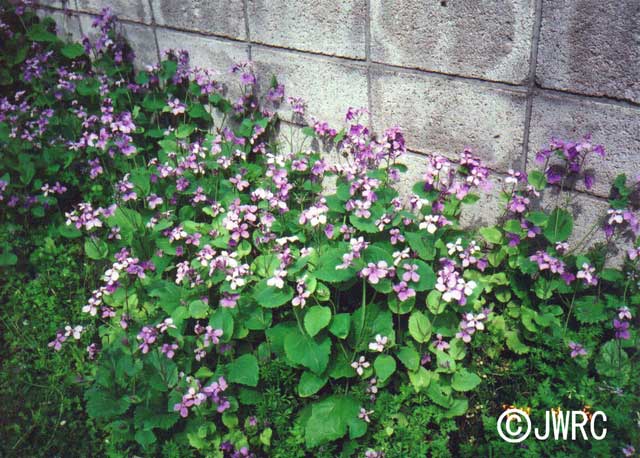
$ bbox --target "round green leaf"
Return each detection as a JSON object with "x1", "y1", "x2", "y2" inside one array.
[
  {"x1": 252, "y1": 279, "x2": 294, "y2": 308},
  {"x1": 451, "y1": 369, "x2": 482, "y2": 392},
  {"x1": 374, "y1": 354, "x2": 396, "y2": 383},
  {"x1": 408, "y1": 311, "x2": 432, "y2": 343},
  {"x1": 304, "y1": 305, "x2": 332, "y2": 337},
  {"x1": 298, "y1": 371, "x2": 328, "y2": 397},
  {"x1": 227, "y1": 354, "x2": 259, "y2": 387}
]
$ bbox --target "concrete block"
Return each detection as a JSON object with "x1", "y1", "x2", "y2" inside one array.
[
  {"x1": 247, "y1": 0, "x2": 366, "y2": 59},
  {"x1": 371, "y1": 69, "x2": 528, "y2": 171},
  {"x1": 536, "y1": 0, "x2": 640, "y2": 103},
  {"x1": 36, "y1": 0, "x2": 71, "y2": 8},
  {"x1": 252, "y1": 47, "x2": 368, "y2": 127},
  {"x1": 370, "y1": 0, "x2": 536, "y2": 84},
  {"x1": 37, "y1": 8, "x2": 83, "y2": 43},
  {"x1": 119, "y1": 22, "x2": 159, "y2": 68},
  {"x1": 74, "y1": 0, "x2": 153, "y2": 24},
  {"x1": 527, "y1": 92, "x2": 640, "y2": 199},
  {"x1": 151, "y1": 0, "x2": 245, "y2": 40}
]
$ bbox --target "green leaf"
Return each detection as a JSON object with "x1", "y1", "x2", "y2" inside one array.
[
  {"x1": 389, "y1": 293, "x2": 415, "y2": 314},
  {"x1": 348, "y1": 418, "x2": 368, "y2": 440},
  {"x1": 314, "y1": 247, "x2": 356, "y2": 283},
  {"x1": 252, "y1": 279, "x2": 294, "y2": 308},
  {"x1": 397, "y1": 346, "x2": 420, "y2": 371},
  {"x1": 142, "y1": 93, "x2": 166, "y2": 111},
  {"x1": 301, "y1": 126, "x2": 316, "y2": 138},
  {"x1": 84, "y1": 238, "x2": 108, "y2": 260},
  {"x1": 175, "y1": 123, "x2": 196, "y2": 139},
  {"x1": 426, "y1": 381, "x2": 453, "y2": 408},
  {"x1": 209, "y1": 308, "x2": 234, "y2": 341},
  {"x1": 260, "y1": 428, "x2": 273, "y2": 446},
  {"x1": 479, "y1": 227, "x2": 502, "y2": 244},
  {"x1": 328, "y1": 313, "x2": 351, "y2": 339},
  {"x1": 408, "y1": 367, "x2": 433, "y2": 392},
  {"x1": 0, "y1": 249, "x2": 18, "y2": 267},
  {"x1": 600, "y1": 269, "x2": 623, "y2": 282},
  {"x1": 526, "y1": 211, "x2": 548, "y2": 227},
  {"x1": 227, "y1": 354, "x2": 259, "y2": 387},
  {"x1": 451, "y1": 369, "x2": 482, "y2": 392},
  {"x1": 408, "y1": 311, "x2": 432, "y2": 343},
  {"x1": 298, "y1": 371, "x2": 328, "y2": 397},
  {"x1": 373, "y1": 354, "x2": 396, "y2": 383},
  {"x1": 285, "y1": 331, "x2": 331, "y2": 375},
  {"x1": 304, "y1": 305, "x2": 332, "y2": 337},
  {"x1": 76, "y1": 78, "x2": 100, "y2": 96},
  {"x1": 405, "y1": 232, "x2": 435, "y2": 260},
  {"x1": 108, "y1": 207, "x2": 142, "y2": 233},
  {"x1": 160, "y1": 60, "x2": 177, "y2": 80},
  {"x1": 527, "y1": 170, "x2": 547, "y2": 190},
  {"x1": 575, "y1": 296, "x2": 607, "y2": 324},
  {"x1": 444, "y1": 398, "x2": 469, "y2": 418},
  {"x1": 27, "y1": 23, "x2": 58, "y2": 42},
  {"x1": 426, "y1": 290, "x2": 445, "y2": 315},
  {"x1": 596, "y1": 340, "x2": 629, "y2": 380},
  {"x1": 85, "y1": 388, "x2": 130, "y2": 419},
  {"x1": 544, "y1": 208, "x2": 573, "y2": 243},
  {"x1": 134, "y1": 429, "x2": 156, "y2": 448},
  {"x1": 61, "y1": 43, "x2": 85, "y2": 59},
  {"x1": 505, "y1": 331, "x2": 530, "y2": 354},
  {"x1": 188, "y1": 300, "x2": 209, "y2": 319},
  {"x1": 304, "y1": 396, "x2": 360, "y2": 447}
]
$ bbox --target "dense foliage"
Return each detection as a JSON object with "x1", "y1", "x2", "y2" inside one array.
[{"x1": 1, "y1": 3, "x2": 638, "y2": 457}]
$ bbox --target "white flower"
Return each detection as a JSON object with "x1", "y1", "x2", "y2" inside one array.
[
  {"x1": 267, "y1": 268, "x2": 287, "y2": 289},
  {"x1": 446, "y1": 238, "x2": 464, "y2": 255},
  {"x1": 419, "y1": 215, "x2": 439, "y2": 234},
  {"x1": 368, "y1": 334, "x2": 388, "y2": 352},
  {"x1": 65, "y1": 325, "x2": 84, "y2": 340},
  {"x1": 350, "y1": 356, "x2": 370, "y2": 376}
]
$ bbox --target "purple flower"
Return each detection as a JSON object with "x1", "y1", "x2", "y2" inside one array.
[
  {"x1": 622, "y1": 445, "x2": 635, "y2": 457},
  {"x1": 506, "y1": 232, "x2": 521, "y2": 247},
  {"x1": 136, "y1": 326, "x2": 158, "y2": 353},
  {"x1": 161, "y1": 343, "x2": 178, "y2": 359},
  {"x1": 266, "y1": 83, "x2": 285, "y2": 103},
  {"x1": 433, "y1": 334, "x2": 450, "y2": 351},
  {"x1": 48, "y1": 331, "x2": 67, "y2": 351},
  {"x1": 86, "y1": 343, "x2": 99, "y2": 360},
  {"x1": 613, "y1": 319, "x2": 630, "y2": 340},
  {"x1": 401, "y1": 263, "x2": 420, "y2": 283},
  {"x1": 389, "y1": 228, "x2": 404, "y2": 245},
  {"x1": 203, "y1": 326, "x2": 223, "y2": 346},
  {"x1": 456, "y1": 312, "x2": 488, "y2": 343},
  {"x1": 507, "y1": 195, "x2": 530, "y2": 213},
  {"x1": 361, "y1": 261, "x2": 389, "y2": 284},
  {"x1": 568, "y1": 341, "x2": 587, "y2": 358},
  {"x1": 220, "y1": 293, "x2": 239, "y2": 308},
  {"x1": 392, "y1": 281, "x2": 416, "y2": 302},
  {"x1": 358, "y1": 407, "x2": 373, "y2": 423},
  {"x1": 584, "y1": 173, "x2": 595, "y2": 190},
  {"x1": 576, "y1": 263, "x2": 598, "y2": 286}
]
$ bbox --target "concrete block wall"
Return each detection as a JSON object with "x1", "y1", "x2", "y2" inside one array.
[{"x1": 38, "y1": 0, "x2": 640, "y2": 234}]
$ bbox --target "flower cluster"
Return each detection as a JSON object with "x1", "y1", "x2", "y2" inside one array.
[
  {"x1": 435, "y1": 259, "x2": 477, "y2": 305},
  {"x1": 456, "y1": 310, "x2": 489, "y2": 343},
  {"x1": 173, "y1": 376, "x2": 230, "y2": 418}
]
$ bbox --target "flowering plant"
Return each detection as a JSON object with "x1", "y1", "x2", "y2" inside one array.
[{"x1": 1, "y1": 3, "x2": 638, "y2": 457}]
